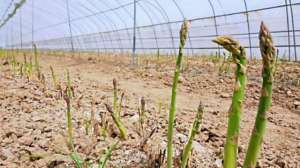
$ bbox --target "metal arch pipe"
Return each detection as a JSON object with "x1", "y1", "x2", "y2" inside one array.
[
  {"x1": 0, "y1": 0, "x2": 15, "y2": 22},
  {"x1": 136, "y1": 3, "x2": 163, "y2": 51},
  {"x1": 143, "y1": 0, "x2": 176, "y2": 55},
  {"x1": 64, "y1": 36, "x2": 73, "y2": 51},
  {"x1": 208, "y1": 0, "x2": 220, "y2": 57},
  {"x1": 285, "y1": 0, "x2": 291, "y2": 61},
  {"x1": 171, "y1": 0, "x2": 194, "y2": 56},
  {"x1": 74, "y1": 1, "x2": 104, "y2": 51},
  {"x1": 57, "y1": 0, "x2": 91, "y2": 52},
  {"x1": 95, "y1": 21, "x2": 115, "y2": 53},
  {"x1": 114, "y1": 0, "x2": 145, "y2": 53},
  {"x1": 70, "y1": 1, "x2": 140, "y2": 53},
  {"x1": 66, "y1": 0, "x2": 107, "y2": 51},
  {"x1": 136, "y1": 1, "x2": 161, "y2": 25},
  {"x1": 39, "y1": 0, "x2": 91, "y2": 51},
  {"x1": 137, "y1": 1, "x2": 159, "y2": 51},
  {"x1": 19, "y1": 0, "x2": 67, "y2": 41},
  {"x1": 9, "y1": 18, "x2": 14, "y2": 48},
  {"x1": 45, "y1": 0, "x2": 116, "y2": 53},
  {"x1": 171, "y1": 0, "x2": 185, "y2": 18},
  {"x1": 153, "y1": 0, "x2": 177, "y2": 55},
  {"x1": 68, "y1": 1, "x2": 119, "y2": 53},
  {"x1": 31, "y1": 0, "x2": 34, "y2": 45},
  {"x1": 78, "y1": 0, "x2": 124, "y2": 53},
  {"x1": 19, "y1": 6, "x2": 23, "y2": 49},
  {"x1": 65, "y1": 0, "x2": 74, "y2": 54},
  {"x1": 98, "y1": 32, "x2": 107, "y2": 53},
  {"x1": 79, "y1": 1, "x2": 115, "y2": 53},
  {"x1": 288, "y1": 0, "x2": 297, "y2": 61},
  {"x1": 75, "y1": 1, "x2": 113, "y2": 53},
  {"x1": 242, "y1": 0, "x2": 253, "y2": 59},
  {"x1": 98, "y1": 0, "x2": 131, "y2": 53},
  {"x1": 46, "y1": 0, "x2": 121, "y2": 52},
  {"x1": 101, "y1": 13, "x2": 124, "y2": 53},
  {"x1": 132, "y1": 0, "x2": 137, "y2": 64}
]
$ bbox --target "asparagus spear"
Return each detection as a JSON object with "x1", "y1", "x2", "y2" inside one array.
[
  {"x1": 139, "y1": 97, "x2": 146, "y2": 137},
  {"x1": 33, "y1": 44, "x2": 41, "y2": 79},
  {"x1": 181, "y1": 102, "x2": 204, "y2": 168},
  {"x1": 167, "y1": 20, "x2": 190, "y2": 168},
  {"x1": 113, "y1": 79, "x2": 119, "y2": 118},
  {"x1": 243, "y1": 22, "x2": 275, "y2": 168},
  {"x1": 50, "y1": 66, "x2": 58, "y2": 89},
  {"x1": 213, "y1": 36, "x2": 247, "y2": 168},
  {"x1": 105, "y1": 103, "x2": 127, "y2": 140},
  {"x1": 64, "y1": 70, "x2": 74, "y2": 148}
]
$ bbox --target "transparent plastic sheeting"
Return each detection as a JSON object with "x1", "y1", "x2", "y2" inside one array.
[{"x1": 0, "y1": 0, "x2": 299, "y2": 61}]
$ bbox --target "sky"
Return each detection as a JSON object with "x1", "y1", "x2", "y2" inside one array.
[{"x1": 0, "y1": 0, "x2": 299, "y2": 58}]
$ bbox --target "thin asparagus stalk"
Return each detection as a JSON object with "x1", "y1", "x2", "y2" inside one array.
[
  {"x1": 91, "y1": 97, "x2": 100, "y2": 137},
  {"x1": 105, "y1": 103, "x2": 127, "y2": 140},
  {"x1": 181, "y1": 102, "x2": 204, "y2": 168},
  {"x1": 243, "y1": 22, "x2": 275, "y2": 168},
  {"x1": 50, "y1": 66, "x2": 58, "y2": 89},
  {"x1": 101, "y1": 101, "x2": 109, "y2": 139},
  {"x1": 167, "y1": 20, "x2": 190, "y2": 168},
  {"x1": 0, "y1": 49, "x2": 3, "y2": 59},
  {"x1": 213, "y1": 36, "x2": 247, "y2": 168},
  {"x1": 84, "y1": 117, "x2": 91, "y2": 136},
  {"x1": 22, "y1": 53, "x2": 27, "y2": 75},
  {"x1": 118, "y1": 92, "x2": 125, "y2": 117},
  {"x1": 28, "y1": 56, "x2": 33, "y2": 77},
  {"x1": 64, "y1": 70, "x2": 74, "y2": 148},
  {"x1": 11, "y1": 51, "x2": 16, "y2": 75},
  {"x1": 19, "y1": 64, "x2": 23, "y2": 77},
  {"x1": 91, "y1": 97, "x2": 95, "y2": 131},
  {"x1": 66, "y1": 70, "x2": 73, "y2": 98},
  {"x1": 64, "y1": 70, "x2": 83, "y2": 167},
  {"x1": 139, "y1": 97, "x2": 146, "y2": 137},
  {"x1": 156, "y1": 49, "x2": 160, "y2": 70},
  {"x1": 98, "y1": 140, "x2": 119, "y2": 168},
  {"x1": 113, "y1": 78, "x2": 118, "y2": 118},
  {"x1": 33, "y1": 44, "x2": 41, "y2": 79},
  {"x1": 101, "y1": 121, "x2": 108, "y2": 139}
]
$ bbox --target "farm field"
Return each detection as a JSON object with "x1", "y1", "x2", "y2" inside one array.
[
  {"x1": 1, "y1": 0, "x2": 300, "y2": 167},
  {"x1": 0, "y1": 53, "x2": 299, "y2": 168}
]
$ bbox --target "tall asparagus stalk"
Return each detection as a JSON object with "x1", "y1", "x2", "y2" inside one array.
[
  {"x1": 27, "y1": 56, "x2": 33, "y2": 80},
  {"x1": 11, "y1": 50, "x2": 17, "y2": 75},
  {"x1": 64, "y1": 70, "x2": 84, "y2": 167},
  {"x1": 50, "y1": 66, "x2": 58, "y2": 89},
  {"x1": 213, "y1": 36, "x2": 247, "y2": 168},
  {"x1": 33, "y1": 44, "x2": 41, "y2": 79},
  {"x1": 243, "y1": 22, "x2": 275, "y2": 168},
  {"x1": 0, "y1": 48, "x2": 3, "y2": 59},
  {"x1": 64, "y1": 70, "x2": 74, "y2": 148},
  {"x1": 181, "y1": 102, "x2": 204, "y2": 168},
  {"x1": 167, "y1": 20, "x2": 190, "y2": 168},
  {"x1": 113, "y1": 79, "x2": 119, "y2": 118},
  {"x1": 139, "y1": 97, "x2": 146, "y2": 137}
]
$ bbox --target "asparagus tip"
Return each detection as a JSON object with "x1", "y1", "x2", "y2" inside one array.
[
  {"x1": 113, "y1": 78, "x2": 117, "y2": 88},
  {"x1": 212, "y1": 36, "x2": 241, "y2": 55},
  {"x1": 180, "y1": 20, "x2": 191, "y2": 46},
  {"x1": 259, "y1": 21, "x2": 275, "y2": 66}
]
